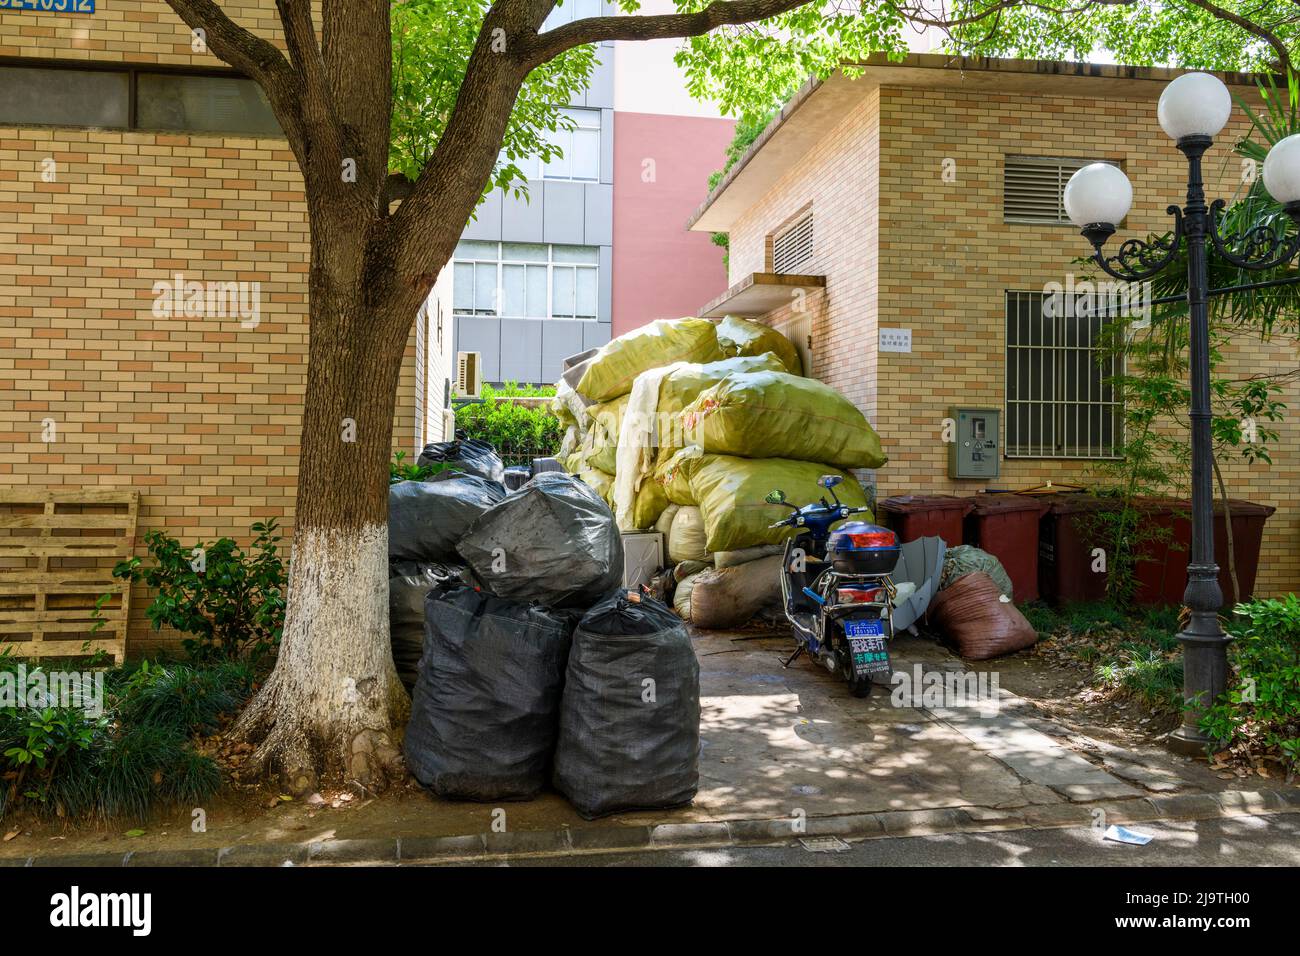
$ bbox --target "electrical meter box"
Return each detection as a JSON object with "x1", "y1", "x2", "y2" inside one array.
[{"x1": 948, "y1": 407, "x2": 1001, "y2": 479}]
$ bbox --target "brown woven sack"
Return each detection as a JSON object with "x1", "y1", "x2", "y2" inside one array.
[{"x1": 929, "y1": 571, "x2": 1038, "y2": 660}]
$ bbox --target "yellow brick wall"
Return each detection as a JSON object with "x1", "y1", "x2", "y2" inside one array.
[
  {"x1": 728, "y1": 88, "x2": 882, "y2": 426},
  {"x1": 0, "y1": 0, "x2": 284, "y2": 65},
  {"x1": 0, "y1": 4, "x2": 429, "y2": 655},
  {"x1": 728, "y1": 78, "x2": 1299, "y2": 597}
]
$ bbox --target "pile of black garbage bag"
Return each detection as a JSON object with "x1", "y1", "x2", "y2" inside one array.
[{"x1": 389, "y1": 445, "x2": 700, "y2": 819}]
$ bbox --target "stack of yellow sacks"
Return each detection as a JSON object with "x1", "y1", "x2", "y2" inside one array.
[{"x1": 553, "y1": 315, "x2": 888, "y2": 626}]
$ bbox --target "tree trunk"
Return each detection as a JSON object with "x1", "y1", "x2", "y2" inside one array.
[{"x1": 231, "y1": 236, "x2": 421, "y2": 795}]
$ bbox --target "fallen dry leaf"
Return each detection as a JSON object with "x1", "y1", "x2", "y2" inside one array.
[{"x1": 3, "y1": 829, "x2": 19, "y2": 842}]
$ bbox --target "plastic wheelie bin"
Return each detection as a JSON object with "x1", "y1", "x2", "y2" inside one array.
[
  {"x1": 1134, "y1": 498, "x2": 1275, "y2": 606},
  {"x1": 878, "y1": 495, "x2": 974, "y2": 547},
  {"x1": 1036, "y1": 494, "x2": 1113, "y2": 605},
  {"x1": 964, "y1": 494, "x2": 1049, "y2": 602}
]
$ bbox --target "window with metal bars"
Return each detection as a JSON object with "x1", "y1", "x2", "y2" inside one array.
[
  {"x1": 772, "y1": 212, "x2": 813, "y2": 273},
  {"x1": 1003, "y1": 156, "x2": 1119, "y2": 224},
  {"x1": 1005, "y1": 290, "x2": 1123, "y2": 459}
]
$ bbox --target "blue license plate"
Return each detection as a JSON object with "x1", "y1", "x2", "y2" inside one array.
[{"x1": 844, "y1": 617, "x2": 884, "y2": 638}]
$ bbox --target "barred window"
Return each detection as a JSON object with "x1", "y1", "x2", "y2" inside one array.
[{"x1": 1005, "y1": 290, "x2": 1122, "y2": 459}]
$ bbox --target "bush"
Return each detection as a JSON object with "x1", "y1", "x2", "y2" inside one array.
[
  {"x1": 0, "y1": 658, "x2": 250, "y2": 822},
  {"x1": 1201, "y1": 594, "x2": 1300, "y2": 773},
  {"x1": 454, "y1": 382, "x2": 563, "y2": 466},
  {"x1": 110, "y1": 520, "x2": 286, "y2": 664}
]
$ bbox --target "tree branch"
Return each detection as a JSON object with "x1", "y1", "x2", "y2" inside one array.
[
  {"x1": 518, "y1": 0, "x2": 812, "y2": 68},
  {"x1": 322, "y1": 0, "x2": 394, "y2": 199},
  {"x1": 386, "y1": 0, "x2": 542, "y2": 284},
  {"x1": 1184, "y1": 0, "x2": 1293, "y2": 76},
  {"x1": 163, "y1": 0, "x2": 309, "y2": 162}
]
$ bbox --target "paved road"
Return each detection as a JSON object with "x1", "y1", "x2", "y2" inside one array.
[{"x1": 458, "y1": 812, "x2": 1300, "y2": 867}]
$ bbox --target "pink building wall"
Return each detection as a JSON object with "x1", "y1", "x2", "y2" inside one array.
[{"x1": 612, "y1": 111, "x2": 735, "y2": 337}]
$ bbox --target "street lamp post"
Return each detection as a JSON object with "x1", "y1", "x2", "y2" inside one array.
[{"x1": 1061, "y1": 72, "x2": 1300, "y2": 756}]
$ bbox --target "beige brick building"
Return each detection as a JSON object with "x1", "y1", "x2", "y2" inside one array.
[
  {"x1": 691, "y1": 55, "x2": 1299, "y2": 597},
  {"x1": 0, "y1": 2, "x2": 452, "y2": 654}
]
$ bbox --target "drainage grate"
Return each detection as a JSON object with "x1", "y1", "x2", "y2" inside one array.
[{"x1": 798, "y1": 836, "x2": 851, "y2": 853}]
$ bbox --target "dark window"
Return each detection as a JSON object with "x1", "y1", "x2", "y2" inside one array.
[
  {"x1": 0, "y1": 63, "x2": 281, "y2": 137},
  {"x1": 136, "y1": 73, "x2": 279, "y2": 135},
  {"x1": 1, "y1": 66, "x2": 129, "y2": 128}
]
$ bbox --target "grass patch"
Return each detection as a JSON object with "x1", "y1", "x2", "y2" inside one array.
[
  {"x1": 1020, "y1": 601, "x2": 1063, "y2": 637},
  {"x1": 1034, "y1": 600, "x2": 1185, "y2": 714},
  {"x1": 1, "y1": 654, "x2": 256, "y2": 823}
]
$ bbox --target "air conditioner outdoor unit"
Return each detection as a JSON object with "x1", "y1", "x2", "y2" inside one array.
[
  {"x1": 441, "y1": 408, "x2": 456, "y2": 442},
  {"x1": 455, "y1": 351, "x2": 482, "y2": 399}
]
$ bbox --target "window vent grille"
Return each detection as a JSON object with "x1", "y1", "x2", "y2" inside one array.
[
  {"x1": 1004, "y1": 156, "x2": 1118, "y2": 224},
  {"x1": 772, "y1": 212, "x2": 814, "y2": 273}
]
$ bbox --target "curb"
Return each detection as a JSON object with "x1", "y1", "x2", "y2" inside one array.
[{"x1": 4, "y1": 787, "x2": 1298, "y2": 867}]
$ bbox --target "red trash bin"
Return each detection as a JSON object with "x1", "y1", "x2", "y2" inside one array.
[
  {"x1": 1134, "y1": 498, "x2": 1275, "y2": 606},
  {"x1": 1037, "y1": 494, "x2": 1113, "y2": 605},
  {"x1": 964, "y1": 494, "x2": 1049, "y2": 602},
  {"x1": 878, "y1": 495, "x2": 974, "y2": 547}
]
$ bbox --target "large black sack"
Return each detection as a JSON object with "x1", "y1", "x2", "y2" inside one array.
[
  {"x1": 456, "y1": 472, "x2": 624, "y2": 608},
  {"x1": 388, "y1": 561, "x2": 471, "y2": 693},
  {"x1": 404, "y1": 585, "x2": 579, "y2": 802},
  {"x1": 388, "y1": 473, "x2": 506, "y2": 561},
  {"x1": 417, "y1": 438, "x2": 506, "y2": 485},
  {"x1": 553, "y1": 590, "x2": 701, "y2": 819}
]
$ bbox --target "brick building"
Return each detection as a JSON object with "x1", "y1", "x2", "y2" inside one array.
[
  {"x1": 0, "y1": 2, "x2": 452, "y2": 654},
  {"x1": 690, "y1": 55, "x2": 1299, "y2": 596}
]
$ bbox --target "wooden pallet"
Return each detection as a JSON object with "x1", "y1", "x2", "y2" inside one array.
[{"x1": 0, "y1": 489, "x2": 139, "y2": 664}]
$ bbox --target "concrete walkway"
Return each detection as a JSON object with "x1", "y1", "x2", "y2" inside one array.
[{"x1": 2, "y1": 629, "x2": 1296, "y2": 866}]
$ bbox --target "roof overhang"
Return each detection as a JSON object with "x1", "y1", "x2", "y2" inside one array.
[
  {"x1": 698, "y1": 272, "x2": 826, "y2": 318},
  {"x1": 687, "y1": 53, "x2": 1271, "y2": 234}
]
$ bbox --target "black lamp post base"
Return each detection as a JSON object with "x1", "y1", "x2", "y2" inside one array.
[
  {"x1": 1168, "y1": 608, "x2": 1232, "y2": 759},
  {"x1": 1167, "y1": 724, "x2": 1216, "y2": 757}
]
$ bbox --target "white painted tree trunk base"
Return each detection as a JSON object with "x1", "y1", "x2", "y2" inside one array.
[{"x1": 232, "y1": 524, "x2": 409, "y2": 794}]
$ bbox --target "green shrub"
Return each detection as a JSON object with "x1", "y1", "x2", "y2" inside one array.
[
  {"x1": 1201, "y1": 594, "x2": 1300, "y2": 772},
  {"x1": 390, "y1": 450, "x2": 457, "y2": 483},
  {"x1": 109, "y1": 520, "x2": 285, "y2": 664},
  {"x1": 116, "y1": 659, "x2": 254, "y2": 737},
  {"x1": 0, "y1": 658, "x2": 244, "y2": 822},
  {"x1": 454, "y1": 382, "x2": 562, "y2": 467}
]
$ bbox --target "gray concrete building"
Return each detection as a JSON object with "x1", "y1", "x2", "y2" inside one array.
[{"x1": 452, "y1": 2, "x2": 615, "y2": 386}]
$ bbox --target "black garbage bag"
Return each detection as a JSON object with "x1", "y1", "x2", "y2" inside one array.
[
  {"x1": 388, "y1": 473, "x2": 505, "y2": 562},
  {"x1": 388, "y1": 561, "x2": 471, "y2": 693},
  {"x1": 553, "y1": 590, "x2": 700, "y2": 819},
  {"x1": 404, "y1": 585, "x2": 579, "y2": 802},
  {"x1": 456, "y1": 472, "x2": 624, "y2": 608},
  {"x1": 417, "y1": 438, "x2": 506, "y2": 484}
]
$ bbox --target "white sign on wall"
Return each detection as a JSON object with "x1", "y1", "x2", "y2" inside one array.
[{"x1": 880, "y1": 328, "x2": 912, "y2": 353}]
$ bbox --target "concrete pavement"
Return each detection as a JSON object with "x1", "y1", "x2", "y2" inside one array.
[
  {"x1": 479, "y1": 813, "x2": 1300, "y2": 867},
  {"x1": 2, "y1": 628, "x2": 1295, "y2": 866}
]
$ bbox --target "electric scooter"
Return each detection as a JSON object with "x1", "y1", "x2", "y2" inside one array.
[{"x1": 765, "y1": 475, "x2": 899, "y2": 697}]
